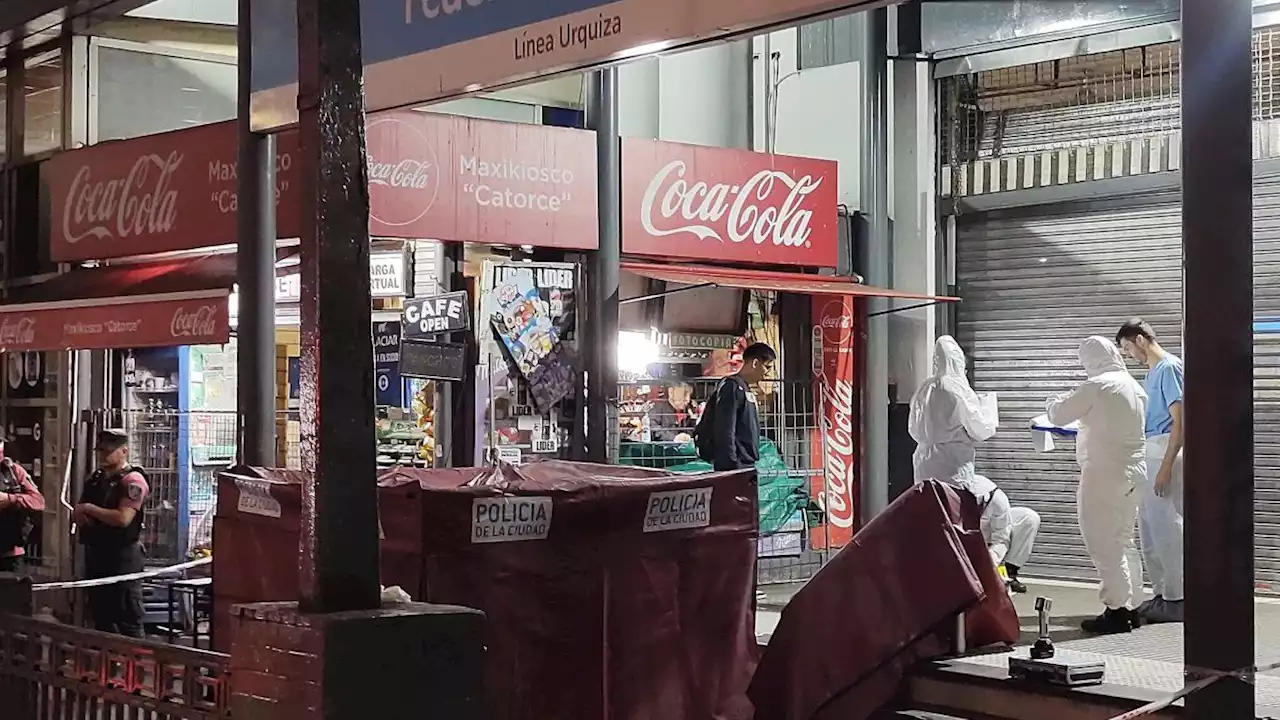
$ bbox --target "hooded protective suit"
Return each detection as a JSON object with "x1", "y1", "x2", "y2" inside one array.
[
  {"x1": 1046, "y1": 336, "x2": 1148, "y2": 610},
  {"x1": 909, "y1": 336, "x2": 997, "y2": 491},
  {"x1": 910, "y1": 337, "x2": 1037, "y2": 568}
]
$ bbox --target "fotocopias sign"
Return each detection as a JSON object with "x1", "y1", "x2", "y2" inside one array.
[
  {"x1": 43, "y1": 111, "x2": 597, "y2": 262},
  {"x1": 249, "y1": 0, "x2": 889, "y2": 132},
  {"x1": 621, "y1": 139, "x2": 839, "y2": 268}
]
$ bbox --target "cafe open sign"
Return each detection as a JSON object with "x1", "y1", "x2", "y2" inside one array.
[{"x1": 403, "y1": 290, "x2": 470, "y2": 340}]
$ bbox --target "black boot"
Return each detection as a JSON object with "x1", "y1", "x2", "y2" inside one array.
[
  {"x1": 1081, "y1": 607, "x2": 1141, "y2": 635},
  {"x1": 1005, "y1": 564, "x2": 1028, "y2": 594}
]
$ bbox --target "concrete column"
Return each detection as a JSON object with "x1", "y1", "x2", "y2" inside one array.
[
  {"x1": 1181, "y1": 0, "x2": 1254, "y2": 716},
  {"x1": 618, "y1": 43, "x2": 751, "y2": 147},
  {"x1": 294, "y1": 0, "x2": 379, "y2": 614}
]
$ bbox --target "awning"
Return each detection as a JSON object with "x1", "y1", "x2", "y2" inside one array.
[
  {"x1": 0, "y1": 254, "x2": 235, "y2": 352},
  {"x1": 620, "y1": 261, "x2": 959, "y2": 304}
]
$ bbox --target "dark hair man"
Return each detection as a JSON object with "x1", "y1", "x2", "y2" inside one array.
[
  {"x1": 1115, "y1": 318, "x2": 1184, "y2": 625},
  {"x1": 696, "y1": 342, "x2": 776, "y2": 471},
  {"x1": 74, "y1": 429, "x2": 150, "y2": 637},
  {"x1": 0, "y1": 436, "x2": 45, "y2": 573}
]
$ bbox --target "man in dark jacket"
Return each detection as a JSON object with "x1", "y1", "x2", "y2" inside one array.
[
  {"x1": 706, "y1": 343, "x2": 776, "y2": 471},
  {"x1": 0, "y1": 436, "x2": 45, "y2": 573}
]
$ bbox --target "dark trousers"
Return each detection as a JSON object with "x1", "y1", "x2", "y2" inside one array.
[
  {"x1": 0, "y1": 555, "x2": 20, "y2": 574},
  {"x1": 85, "y1": 544, "x2": 145, "y2": 638}
]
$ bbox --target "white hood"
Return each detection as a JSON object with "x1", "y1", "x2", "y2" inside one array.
[{"x1": 1079, "y1": 336, "x2": 1127, "y2": 377}]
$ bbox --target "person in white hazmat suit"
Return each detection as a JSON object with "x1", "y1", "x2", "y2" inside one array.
[
  {"x1": 910, "y1": 336, "x2": 1041, "y2": 594},
  {"x1": 1045, "y1": 336, "x2": 1147, "y2": 634}
]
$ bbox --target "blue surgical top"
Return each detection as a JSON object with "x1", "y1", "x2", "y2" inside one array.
[{"x1": 1144, "y1": 354, "x2": 1184, "y2": 437}]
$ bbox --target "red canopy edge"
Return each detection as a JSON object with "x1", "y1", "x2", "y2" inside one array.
[
  {"x1": 0, "y1": 253, "x2": 234, "y2": 352},
  {"x1": 620, "y1": 260, "x2": 959, "y2": 302}
]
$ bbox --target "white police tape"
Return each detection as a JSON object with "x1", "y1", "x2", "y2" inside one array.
[
  {"x1": 31, "y1": 557, "x2": 211, "y2": 592},
  {"x1": 1108, "y1": 658, "x2": 1280, "y2": 719}
]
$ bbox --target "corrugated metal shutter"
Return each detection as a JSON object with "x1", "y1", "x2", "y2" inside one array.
[{"x1": 955, "y1": 174, "x2": 1280, "y2": 585}]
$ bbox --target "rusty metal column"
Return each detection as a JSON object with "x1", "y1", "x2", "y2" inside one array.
[
  {"x1": 237, "y1": 0, "x2": 278, "y2": 467},
  {"x1": 1182, "y1": 0, "x2": 1254, "y2": 716},
  {"x1": 295, "y1": 0, "x2": 380, "y2": 613}
]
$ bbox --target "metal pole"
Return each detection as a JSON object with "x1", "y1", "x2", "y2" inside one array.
[
  {"x1": 237, "y1": 0, "x2": 277, "y2": 467},
  {"x1": 295, "y1": 0, "x2": 380, "y2": 613},
  {"x1": 586, "y1": 68, "x2": 621, "y2": 464},
  {"x1": 1182, "y1": 0, "x2": 1254, "y2": 716},
  {"x1": 859, "y1": 8, "x2": 891, "y2": 522}
]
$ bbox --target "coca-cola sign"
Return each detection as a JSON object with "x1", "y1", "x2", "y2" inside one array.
[
  {"x1": 0, "y1": 296, "x2": 229, "y2": 352},
  {"x1": 809, "y1": 295, "x2": 858, "y2": 549},
  {"x1": 365, "y1": 111, "x2": 597, "y2": 249},
  {"x1": 170, "y1": 305, "x2": 221, "y2": 339},
  {"x1": 44, "y1": 120, "x2": 301, "y2": 263},
  {"x1": 366, "y1": 115, "x2": 439, "y2": 228},
  {"x1": 0, "y1": 317, "x2": 36, "y2": 347},
  {"x1": 44, "y1": 111, "x2": 596, "y2": 261},
  {"x1": 622, "y1": 139, "x2": 838, "y2": 267},
  {"x1": 63, "y1": 153, "x2": 182, "y2": 245}
]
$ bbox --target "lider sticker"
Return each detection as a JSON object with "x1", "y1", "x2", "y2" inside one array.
[
  {"x1": 643, "y1": 487, "x2": 713, "y2": 533},
  {"x1": 472, "y1": 496, "x2": 553, "y2": 544}
]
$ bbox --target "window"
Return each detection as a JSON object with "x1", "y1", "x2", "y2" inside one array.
[
  {"x1": 796, "y1": 15, "x2": 863, "y2": 70},
  {"x1": 24, "y1": 51, "x2": 62, "y2": 156},
  {"x1": 95, "y1": 45, "x2": 236, "y2": 142}
]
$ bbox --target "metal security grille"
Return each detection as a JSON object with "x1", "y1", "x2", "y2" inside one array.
[
  {"x1": 941, "y1": 25, "x2": 1280, "y2": 197},
  {"x1": 616, "y1": 377, "x2": 830, "y2": 586},
  {"x1": 91, "y1": 409, "x2": 238, "y2": 564},
  {"x1": 954, "y1": 173, "x2": 1280, "y2": 586}
]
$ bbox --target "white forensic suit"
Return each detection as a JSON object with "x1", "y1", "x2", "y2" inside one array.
[
  {"x1": 1045, "y1": 337, "x2": 1148, "y2": 610},
  {"x1": 909, "y1": 336, "x2": 1040, "y2": 569}
]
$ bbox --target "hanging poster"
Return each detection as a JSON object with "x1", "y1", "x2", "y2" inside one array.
[
  {"x1": 489, "y1": 277, "x2": 561, "y2": 377},
  {"x1": 479, "y1": 261, "x2": 579, "y2": 464}
]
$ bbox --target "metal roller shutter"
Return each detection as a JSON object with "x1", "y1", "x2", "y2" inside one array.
[{"x1": 955, "y1": 173, "x2": 1280, "y2": 586}]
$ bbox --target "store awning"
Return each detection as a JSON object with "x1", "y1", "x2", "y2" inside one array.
[
  {"x1": 0, "y1": 254, "x2": 235, "y2": 352},
  {"x1": 620, "y1": 261, "x2": 959, "y2": 305}
]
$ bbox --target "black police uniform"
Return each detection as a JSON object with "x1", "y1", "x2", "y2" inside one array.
[
  {"x1": 78, "y1": 463, "x2": 147, "y2": 637},
  {"x1": 0, "y1": 460, "x2": 33, "y2": 573}
]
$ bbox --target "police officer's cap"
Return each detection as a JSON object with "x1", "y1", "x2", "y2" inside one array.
[{"x1": 96, "y1": 428, "x2": 129, "y2": 452}]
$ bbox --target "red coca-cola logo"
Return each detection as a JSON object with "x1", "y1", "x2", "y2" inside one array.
[
  {"x1": 818, "y1": 376, "x2": 856, "y2": 529},
  {"x1": 0, "y1": 316, "x2": 35, "y2": 347},
  {"x1": 62, "y1": 152, "x2": 182, "y2": 245},
  {"x1": 366, "y1": 115, "x2": 439, "y2": 227},
  {"x1": 639, "y1": 159, "x2": 823, "y2": 249},
  {"x1": 170, "y1": 305, "x2": 220, "y2": 339},
  {"x1": 818, "y1": 298, "x2": 853, "y2": 346}
]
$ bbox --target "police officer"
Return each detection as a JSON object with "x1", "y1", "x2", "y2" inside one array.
[
  {"x1": 73, "y1": 429, "x2": 149, "y2": 637},
  {"x1": 0, "y1": 435, "x2": 45, "y2": 573}
]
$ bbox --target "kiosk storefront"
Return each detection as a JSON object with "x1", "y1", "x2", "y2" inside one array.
[
  {"x1": 21, "y1": 106, "x2": 595, "y2": 558},
  {"x1": 611, "y1": 139, "x2": 956, "y2": 582}
]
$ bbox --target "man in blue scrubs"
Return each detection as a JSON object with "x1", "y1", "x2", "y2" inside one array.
[{"x1": 1116, "y1": 318, "x2": 1184, "y2": 624}]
